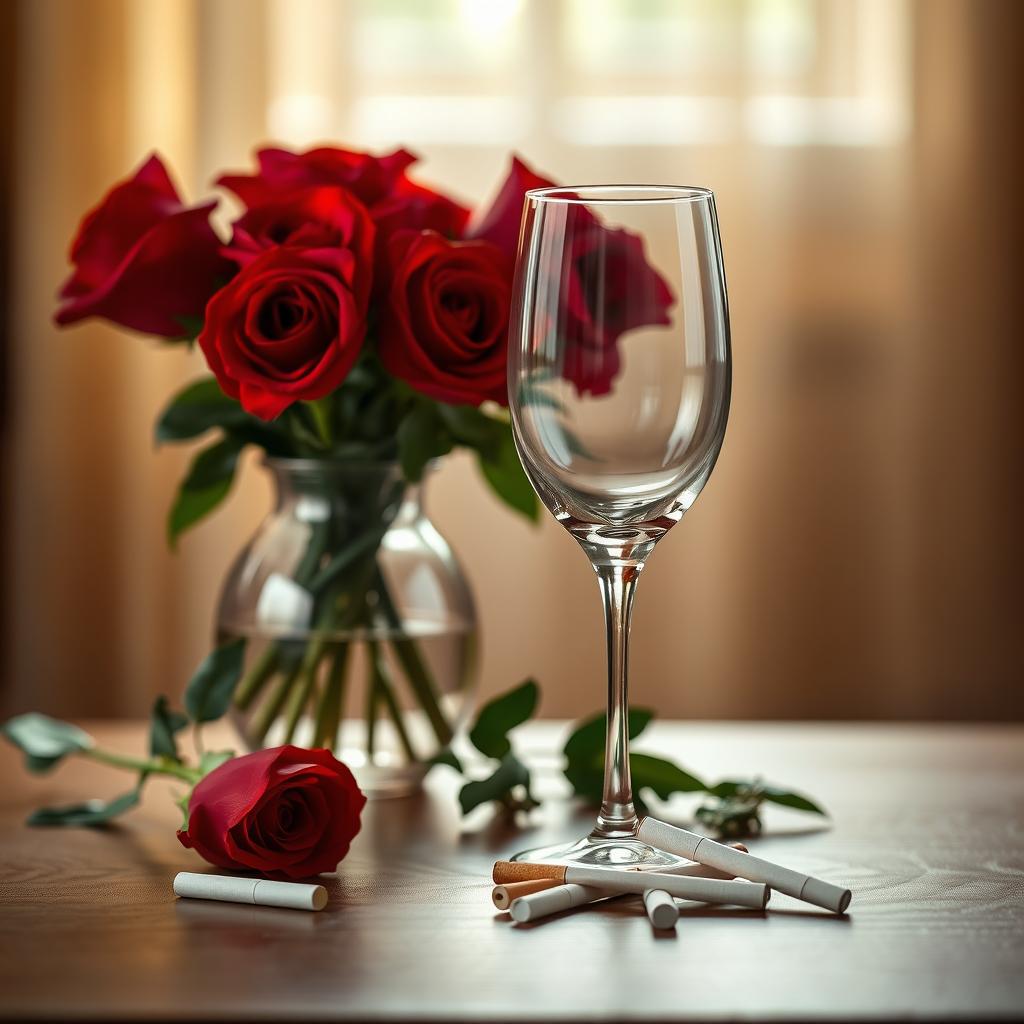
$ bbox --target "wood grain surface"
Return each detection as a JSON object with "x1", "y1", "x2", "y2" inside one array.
[{"x1": 1, "y1": 721, "x2": 1022, "y2": 1022}]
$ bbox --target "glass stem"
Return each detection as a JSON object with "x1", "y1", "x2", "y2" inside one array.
[{"x1": 591, "y1": 562, "x2": 642, "y2": 839}]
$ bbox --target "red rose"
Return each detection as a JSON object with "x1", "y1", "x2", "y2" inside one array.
[
  {"x1": 378, "y1": 230, "x2": 511, "y2": 406},
  {"x1": 198, "y1": 245, "x2": 370, "y2": 420},
  {"x1": 475, "y1": 156, "x2": 674, "y2": 397},
  {"x1": 469, "y1": 155, "x2": 555, "y2": 258},
  {"x1": 555, "y1": 212, "x2": 674, "y2": 396},
  {"x1": 177, "y1": 746, "x2": 366, "y2": 879},
  {"x1": 370, "y1": 174, "x2": 470, "y2": 240},
  {"x1": 223, "y1": 185, "x2": 375, "y2": 294},
  {"x1": 219, "y1": 145, "x2": 469, "y2": 243},
  {"x1": 55, "y1": 153, "x2": 231, "y2": 338},
  {"x1": 561, "y1": 333, "x2": 622, "y2": 399}
]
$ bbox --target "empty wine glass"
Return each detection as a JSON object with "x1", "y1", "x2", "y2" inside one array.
[{"x1": 507, "y1": 185, "x2": 731, "y2": 868}]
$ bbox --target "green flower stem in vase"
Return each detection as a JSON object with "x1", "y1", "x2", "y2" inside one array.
[
  {"x1": 233, "y1": 644, "x2": 279, "y2": 712},
  {"x1": 249, "y1": 661, "x2": 303, "y2": 746},
  {"x1": 372, "y1": 566, "x2": 454, "y2": 748},
  {"x1": 311, "y1": 643, "x2": 349, "y2": 748},
  {"x1": 367, "y1": 635, "x2": 419, "y2": 763}
]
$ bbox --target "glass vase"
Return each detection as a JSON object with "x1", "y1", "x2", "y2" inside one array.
[{"x1": 216, "y1": 458, "x2": 478, "y2": 797}]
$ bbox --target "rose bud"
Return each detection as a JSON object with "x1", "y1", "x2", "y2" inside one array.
[
  {"x1": 55, "y1": 153, "x2": 231, "y2": 338},
  {"x1": 197, "y1": 242, "x2": 372, "y2": 421},
  {"x1": 177, "y1": 746, "x2": 366, "y2": 879},
  {"x1": 378, "y1": 230, "x2": 511, "y2": 407}
]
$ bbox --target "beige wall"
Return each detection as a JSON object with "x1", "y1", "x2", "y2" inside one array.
[{"x1": 3, "y1": 0, "x2": 1020, "y2": 722}]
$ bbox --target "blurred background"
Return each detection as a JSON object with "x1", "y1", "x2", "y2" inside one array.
[{"x1": 1, "y1": 0, "x2": 1020, "y2": 723}]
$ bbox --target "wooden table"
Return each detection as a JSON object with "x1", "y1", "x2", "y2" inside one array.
[{"x1": 1, "y1": 721, "x2": 1022, "y2": 1022}]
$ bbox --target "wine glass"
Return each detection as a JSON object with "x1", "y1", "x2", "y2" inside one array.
[{"x1": 507, "y1": 185, "x2": 731, "y2": 868}]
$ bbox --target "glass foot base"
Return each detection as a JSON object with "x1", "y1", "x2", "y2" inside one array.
[{"x1": 510, "y1": 833, "x2": 691, "y2": 870}]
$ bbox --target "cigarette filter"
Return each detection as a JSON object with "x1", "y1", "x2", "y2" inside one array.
[
  {"x1": 492, "y1": 878, "x2": 563, "y2": 911},
  {"x1": 509, "y1": 883, "x2": 607, "y2": 923},
  {"x1": 643, "y1": 888, "x2": 679, "y2": 930},
  {"x1": 173, "y1": 872, "x2": 327, "y2": 912},
  {"x1": 492, "y1": 862, "x2": 769, "y2": 909},
  {"x1": 636, "y1": 817, "x2": 852, "y2": 915}
]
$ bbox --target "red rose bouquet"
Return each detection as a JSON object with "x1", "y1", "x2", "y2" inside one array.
[
  {"x1": 55, "y1": 146, "x2": 548, "y2": 532},
  {"x1": 49, "y1": 143, "x2": 673, "y2": 782}
]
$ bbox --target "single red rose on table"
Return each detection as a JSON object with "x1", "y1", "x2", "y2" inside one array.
[
  {"x1": 218, "y1": 145, "x2": 470, "y2": 242},
  {"x1": 378, "y1": 230, "x2": 512, "y2": 407},
  {"x1": 198, "y1": 242, "x2": 372, "y2": 420},
  {"x1": 177, "y1": 745, "x2": 366, "y2": 879},
  {"x1": 55, "y1": 153, "x2": 231, "y2": 337},
  {"x1": 472, "y1": 156, "x2": 675, "y2": 397}
]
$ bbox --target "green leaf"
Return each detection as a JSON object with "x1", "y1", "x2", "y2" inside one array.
[
  {"x1": 148, "y1": 696, "x2": 188, "y2": 761},
  {"x1": 563, "y1": 761, "x2": 604, "y2": 805},
  {"x1": 397, "y1": 402, "x2": 453, "y2": 482},
  {"x1": 155, "y1": 376, "x2": 250, "y2": 444},
  {"x1": 28, "y1": 789, "x2": 140, "y2": 827},
  {"x1": 1, "y1": 714, "x2": 94, "y2": 773},
  {"x1": 184, "y1": 639, "x2": 246, "y2": 724},
  {"x1": 565, "y1": 751, "x2": 703, "y2": 812},
  {"x1": 695, "y1": 797, "x2": 763, "y2": 840},
  {"x1": 707, "y1": 780, "x2": 738, "y2": 798},
  {"x1": 458, "y1": 753, "x2": 536, "y2": 814},
  {"x1": 172, "y1": 314, "x2": 205, "y2": 341},
  {"x1": 437, "y1": 404, "x2": 505, "y2": 452},
  {"x1": 468, "y1": 679, "x2": 539, "y2": 759},
  {"x1": 630, "y1": 753, "x2": 706, "y2": 800},
  {"x1": 198, "y1": 750, "x2": 235, "y2": 777},
  {"x1": 761, "y1": 787, "x2": 826, "y2": 815},
  {"x1": 709, "y1": 779, "x2": 825, "y2": 816},
  {"x1": 167, "y1": 436, "x2": 244, "y2": 547},
  {"x1": 436, "y1": 404, "x2": 539, "y2": 522},
  {"x1": 563, "y1": 707, "x2": 654, "y2": 764},
  {"x1": 563, "y1": 708, "x2": 663, "y2": 808},
  {"x1": 477, "y1": 431, "x2": 538, "y2": 522},
  {"x1": 428, "y1": 747, "x2": 464, "y2": 772}
]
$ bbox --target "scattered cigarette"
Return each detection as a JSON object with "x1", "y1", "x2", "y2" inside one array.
[
  {"x1": 492, "y1": 878, "x2": 562, "y2": 911},
  {"x1": 173, "y1": 871, "x2": 327, "y2": 912},
  {"x1": 492, "y1": 861, "x2": 769, "y2": 909},
  {"x1": 636, "y1": 817, "x2": 852, "y2": 914},
  {"x1": 631, "y1": 841, "x2": 748, "y2": 880},
  {"x1": 643, "y1": 888, "x2": 679, "y2": 930},
  {"x1": 509, "y1": 883, "x2": 607, "y2": 923}
]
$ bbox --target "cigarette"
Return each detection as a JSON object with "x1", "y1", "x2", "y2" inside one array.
[
  {"x1": 173, "y1": 871, "x2": 327, "y2": 912},
  {"x1": 636, "y1": 817, "x2": 852, "y2": 915},
  {"x1": 632, "y1": 841, "x2": 748, "y2": 880},
  {"x1": 491, "y1": 878, "x2": 563, "y2": 911},
  {"x1": 643, "y1": 888, "x2": 679, "y2": 930},
  {"x1": 509, "y1": 883, "x2": 608, "y2": 923},
  {"x1": 492, "y1": 862, "x2": 769, "y2": 909}
]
